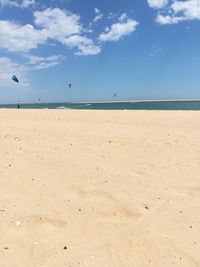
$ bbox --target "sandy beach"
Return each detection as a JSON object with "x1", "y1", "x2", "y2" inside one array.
[{"x1": 0, "y1": 109, "x2": 200, "y2": 267}]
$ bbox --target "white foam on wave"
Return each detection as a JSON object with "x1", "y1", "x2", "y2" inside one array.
[{"x1": 56, "y1": 106, "x2": 67, "y2": 109}]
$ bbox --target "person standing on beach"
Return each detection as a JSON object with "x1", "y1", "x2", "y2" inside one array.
[{"x1": 17, "y1": 100, "x2": 20, "y2": 109}]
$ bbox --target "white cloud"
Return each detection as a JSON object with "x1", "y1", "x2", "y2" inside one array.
[
  {"x1": 34, "y1": 8, "x2": 101, "y2": 55},
  {"x1": 88, "y1": 8, "x2": 103, "y2": 29},
  {"x1": 24, "y1": 54, "x2": 65, "y2": 69},
  {"x1": 99, "y1": 15, "x2": 138, "y2": 42},
  {"x1": 62, "y1": 35, "x2": 101, "y2": 55},
  {"x1": 0, "y1": 21, "x2": 45, "y2": 52},
  {"x1": 21, "y1": 0, "x2": 35, "y2": 8},
  {"x1": 0, "y1": 0, "x2": 14, "y2": 6},
  {"x1": 118, "y1": 13, "x2": 129, "y2": 22},
  {"x1": 147, "y1": 0, "x2": 169, "y2": 8},
  {"x1": 171, "y1": 0, "x2": 200, "y2": 20},
  {"x1": 0, "y1": 8, "x2": 101, "y2": 55},
  {"x1": 34, "y1": 8, "x2": 82, "y2": 39},
  {"x1": 156, "y1": 14, "x2": 185, "y2": 24},
  {"x1": 93, "y1": 8, "x2": 103, "y2": 23},
  {"x1": 148, "y1": 0, "x2": 200, "y2": 24},
  {"x1": 31, "y1": 61, "x2": 59, "y2": 70},
  {"x1": 0, "y1": 8, "x2": 138, "y2": 58},
  {"x1": 24, "y1": 54, "x2": 64, "y2": 64},
  {"x1": 0, "y1": 8, "x2": 83, "y2": 53},
  {"x1": 0, "y1": 0, "x2": 35, "y2": 8}
]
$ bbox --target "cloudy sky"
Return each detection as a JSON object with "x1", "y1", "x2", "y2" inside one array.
[{"x1": 0, "y1": 0, "x2": 200, "y2": 103}]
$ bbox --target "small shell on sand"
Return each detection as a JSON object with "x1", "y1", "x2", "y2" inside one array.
[{"x1": 16, "y1": 221, "x2": 21, "y2": 226}]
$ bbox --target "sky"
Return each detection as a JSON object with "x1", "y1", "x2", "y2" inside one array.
[{"x1": 0, "y1": 0, "x2": 200, "y2": 103}]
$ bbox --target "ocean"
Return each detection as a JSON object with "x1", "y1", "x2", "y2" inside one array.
[{"x1": 0, "y1": 100, "x2": 200, "y2": 110}]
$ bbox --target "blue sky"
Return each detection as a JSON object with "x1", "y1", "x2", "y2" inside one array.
[{"x1": 0, "y1": 0, "x2": 200, "y2": 103}]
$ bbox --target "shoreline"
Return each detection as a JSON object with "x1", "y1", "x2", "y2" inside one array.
[
  {"x1": 1, "y1": 98, "x2": 200, "y2": 106},
  {"x1": 72, "y1": 98, "x2": 200, "y2": 104}
]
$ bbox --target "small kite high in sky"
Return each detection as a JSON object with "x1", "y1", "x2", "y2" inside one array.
[
  {"x1": 68, "y1": 83, "x2": 72, "y2": 88},
  {"x1": 12, "y1": 75, "x2": 19, "y2": 83}
]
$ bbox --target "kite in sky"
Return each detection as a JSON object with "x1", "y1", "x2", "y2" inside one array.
[{"x1": 12, "y1": 75, "x2": 19, "y2": 83}]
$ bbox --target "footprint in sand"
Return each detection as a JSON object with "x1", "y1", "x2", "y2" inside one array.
[{"x1": 67, "y1": 186, "x2": 140, "y2": 222}]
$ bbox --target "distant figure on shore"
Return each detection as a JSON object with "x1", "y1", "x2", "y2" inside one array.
[{"x1": 17, "y1": 100, "x2": 20, "y2": 109}]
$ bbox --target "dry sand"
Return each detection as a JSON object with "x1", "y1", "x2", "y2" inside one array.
[{"x1": 0, "y1": 109, "x2": 200, "y2": 267}]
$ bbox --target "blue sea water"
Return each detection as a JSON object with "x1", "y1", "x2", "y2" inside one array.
[{"x1": 0, "y1": 100, "x2": 200, "y2": 110}]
